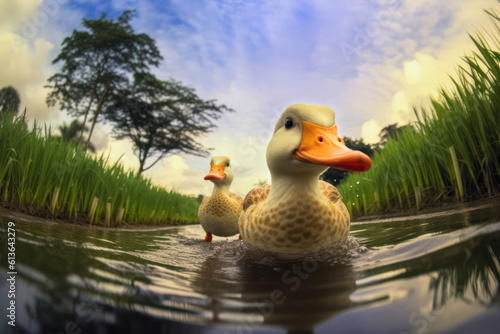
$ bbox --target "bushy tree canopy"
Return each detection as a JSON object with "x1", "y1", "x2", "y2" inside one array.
[
  {"x1": 105, "y1": 72, "x2": 232, "y2": 174},
  {"x1": 379, "y1": 123, "x2": 414, "y2": 144},
  {"x1": 45, "y1": 10, "x2": 162, "y2": 147},
  {"x1": 0, "y1": 86, "x2": 21, "y2": 117}
]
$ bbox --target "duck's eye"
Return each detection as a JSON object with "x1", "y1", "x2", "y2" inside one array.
[
  {"x1": 226, "y1": 162, "x2": 229, "y2": 167},
  {"x1": 285, "y1": 117, "x2": 293, "y2": 129}
]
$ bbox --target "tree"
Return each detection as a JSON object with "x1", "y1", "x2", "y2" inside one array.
[
  {"x1": 0, "y1": 86, "x2": 21, "y2": 117},
  {"x1": 378, "y1": 122, "x2": 414, "y2": 145},
  {"x1": 320, "y1": 137, "x2": 374, "y2": 186},
  {"x1": 45, "y1": 10, "x2": 162, "y2": 148},
  {"x1": 104, "y1": 72, "x2": 233, "y2": 175},
  {"x1": 58, "y1": 120, "x2": 95, "y2": 152}
]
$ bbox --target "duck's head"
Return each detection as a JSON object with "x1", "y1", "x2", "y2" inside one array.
[
  {"x1": 204, "y1": 156, "x2": 234, "y2": 186},
  {"x1": 266, "y1": 104, "x2": 372, "y2": 177}
]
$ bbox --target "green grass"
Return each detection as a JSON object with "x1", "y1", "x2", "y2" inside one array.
[
  {"x1": 339, "y1": 6, "x2": 500, "y2": 217},
  {"x1": 0, "y1": 112, "x2": 200, "y2": 226}
]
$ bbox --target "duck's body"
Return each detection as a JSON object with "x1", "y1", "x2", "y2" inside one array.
[
  {"x1": 239, "y1": 104, "x2": 371, "y2": 258},
  {"x1": 239, "y1": 181, "x2": 349, "y2": 256},
  {"x1": 199, "y1": 190, "x2": 242, "y2": 238},
  {"x1": 198, "y1": 156, "x2": 243, "y2": 242}
]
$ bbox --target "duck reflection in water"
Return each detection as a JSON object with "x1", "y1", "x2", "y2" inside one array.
[{"x1": 191, "y1": 243, "x2": 357, "y2": 334}]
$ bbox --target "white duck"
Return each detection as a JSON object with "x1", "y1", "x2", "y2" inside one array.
[
  {"x1": 198, "y1": 156, "x2": 243, "y2": 242},
  {"x1": 238, "y1": 104, "x2": 371, "y2": 258}
]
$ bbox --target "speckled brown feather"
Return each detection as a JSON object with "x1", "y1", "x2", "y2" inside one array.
[
  {"x1": 239, "y1": 181, "x2": 349, "y2": 257},
  {"x1": 199, "y1": 191, "x2": 243, "y2": 237},
  {"x1": 243, "y1": 184, "x2": 271, "y2": 210},
  {"x1": 229, "y1": 192, "x2": 244, "y2": 204}
]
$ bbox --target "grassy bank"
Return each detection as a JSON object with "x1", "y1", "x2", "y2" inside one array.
[
  {"x1": 339, "y1": 7, "x2": 500, "y2": 217},
  {"x1": 0, "y1": 112, "x2": 200, "y2": 226}
]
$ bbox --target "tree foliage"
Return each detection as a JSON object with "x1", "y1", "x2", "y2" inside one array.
[
  {"x1": 378, "y1": 122, "x2": 414, "y2": 145},
  {"x1": 45, "y1": 10, "x2": 162, "y2": 147},
  {"x1": 321, "y1": 123, "x2": 416, "y2": 186},
  {"x1": 0, "y1": 86, "x2": 21, "y2": 117},
  {"x1": 320, "y1": 137, "x2": 374, "y2": 186},
  {"x1": 58, "y1": 120, "x2": 95, "y2": 152},
  {"x1": 104, "y1": 72, "x2": 233, "y2": 174}
]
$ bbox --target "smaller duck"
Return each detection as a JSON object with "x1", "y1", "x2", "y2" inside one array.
[{"x1": 198, "y1": 156, "x2": 243, "y2": 242}]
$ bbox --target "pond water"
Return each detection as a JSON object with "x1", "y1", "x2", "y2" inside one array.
[{"x1": 1, "y1": 200, "x2": 500, "y2": 334}]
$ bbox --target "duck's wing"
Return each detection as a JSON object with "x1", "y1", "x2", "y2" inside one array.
[
  {"x1": 319, "y1": 180, "x2": 343, "y2": 204},
  {"x1": 229, "y1": 192, "x2": 244, "y2": 206},
  {"x1": 242, "y1": 184, "x2": 272, "y2": 211}
]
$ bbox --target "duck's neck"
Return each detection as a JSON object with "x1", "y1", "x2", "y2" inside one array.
[
  {"x1": 211, "y1": 183, "x2": 230, "y2": 196},
  {"x1": 266, "y1": 173, "x2": 322, "y2": 207}
]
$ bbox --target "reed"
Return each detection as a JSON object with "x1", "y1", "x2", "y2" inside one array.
[
  {"x1": 339, "y1": 7, "x2": 500, "y2": 217},
  {"x1": 0, "y1": 112, "x2": 200, "y2": 226}
]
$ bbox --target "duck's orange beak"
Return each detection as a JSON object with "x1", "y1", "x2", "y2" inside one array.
[
  {"x1": 294, "y1": 120, "x2": 371, "y2": 172},
  {"x1": 204, "y1": 163, "x2": 226, "y2": 181}
]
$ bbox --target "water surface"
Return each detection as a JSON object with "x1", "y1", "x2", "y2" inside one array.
[{"x1": 1, "y1": 200, "x2": 500, "y2": 334}]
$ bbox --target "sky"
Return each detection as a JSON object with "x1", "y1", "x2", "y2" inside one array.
[{"x1": 0, "y1": 0, "x2": 498, "y2": 197}]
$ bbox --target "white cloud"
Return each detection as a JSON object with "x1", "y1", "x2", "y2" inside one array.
[
  {"x1": 391, "y1": 90, "x2": 409, "y2": 124},
  {"x1": 0, "y1": 0, "x2": 43, "y2": 32},
  {"x1": 361, "y1": 119, "x2": 382, "y2": 144},
  {"x1": 88, "y1": 123, "x2": 110, "y2": 151},
  {"x1": 339, "y1": 0, "x2": 498, "y2": 135},
  {"x1": 146, "y1": 155, "x2": 207, "y2": 195},
  {"x1": 0, "y1": 33, "x2": 57, "y2": 121},
  {"x1": 96, "y1": 136, "x2": 138, "y2": 171},
  {"x1": 404, "y1": 60, "x2": 421, "y2": 85},
  {"x1": 0, "y1": 0, "x2": 79, "y2": 125}
]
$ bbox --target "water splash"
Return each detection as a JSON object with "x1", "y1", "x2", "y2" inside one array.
[{"x1": 174, "y1": 232, "x2": 367, "y2": 269}]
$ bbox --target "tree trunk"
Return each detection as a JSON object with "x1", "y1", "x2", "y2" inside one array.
[
  {"x1": 86, "y1": 79, "x2": 110, "y2": 149},
  {"x1": 137, "y1": 159, "x2": 145, "y2": 176},
  {"x1": 137, "y1": 147, "x2": 149, "y2": 176},
  {"x1": 79, "y1": 89, "x2": 96, "y2": 143}
]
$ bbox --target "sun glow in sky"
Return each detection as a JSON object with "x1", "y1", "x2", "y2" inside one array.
[{"x1": 0, "y1": 0, "x2": 497, "y2": 196}]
